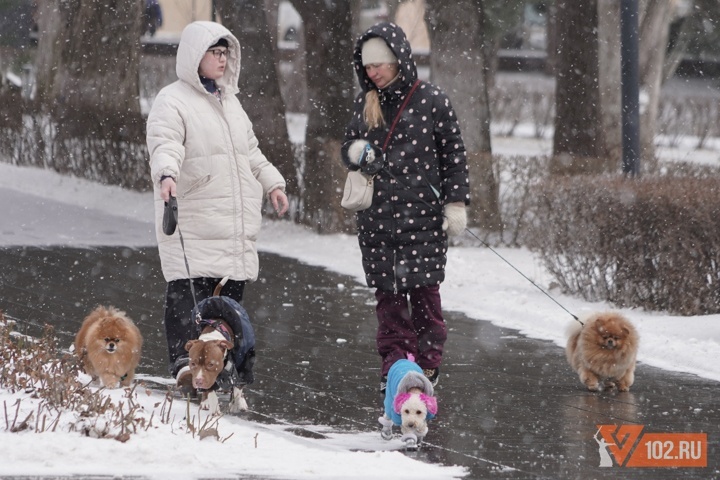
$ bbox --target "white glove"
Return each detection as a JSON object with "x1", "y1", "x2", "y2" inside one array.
[
  {"x1": 442, "y1": 202, "x2": 467, "y2": 237},
  {"x1": 347, "y1": 140, "x2": 376, "y2": 166}
]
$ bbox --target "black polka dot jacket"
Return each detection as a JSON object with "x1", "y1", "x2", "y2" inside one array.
[{"x1": 341, "y1": 22, "x2": 470, "y2": 293}]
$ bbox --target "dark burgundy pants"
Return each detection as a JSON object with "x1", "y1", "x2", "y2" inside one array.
[
  {"x1": 375, "y1": 285, "x2": 447, "y2": 376},
  {"x1": 163, "y1": 277, "x2": 245, "y2": 376}
]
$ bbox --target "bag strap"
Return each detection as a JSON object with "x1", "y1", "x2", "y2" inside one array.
[
  {"x1": 377, "y1": 79, "x2": 443, "y2": 214},
  {"x1": 381, "y1": 79, "x2": 421, "y2": 152}
]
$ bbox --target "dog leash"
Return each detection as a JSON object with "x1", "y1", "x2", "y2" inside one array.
[
  {"x1": 459, "y1": 227, "x2": 582, "y2": 325},
  {"x1": 372, "y1": 159, "x2": 583, "y2": 325},
  {"x1": 175, "y1": 219, "x2": 202, "y2": 324}
]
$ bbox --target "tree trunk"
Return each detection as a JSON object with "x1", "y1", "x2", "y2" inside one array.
[
  {"x1": 35, "y1": 0, "x2": 143, "y2": 115},
  {"x1": 638, "y1": 0, "x2": 675, "y2": 166},
  {"x1": 425, "y1": 0, "x2": 501, "y2": 234},
  {"x1": 33, "y1": 0, "x2": 145, "y2": 187},
  {"x1": 216, "y1": 0, "x2": 297, "y2": 198},
  {"x1": 290, "y1": 0, "x2": 355, "y2": 233},
  {"x1": 551, "y1": 0, "x2": 608, "y2": 175},
  {"x1": 597, "y1": 0, "x2": 623, "y2": 163}
]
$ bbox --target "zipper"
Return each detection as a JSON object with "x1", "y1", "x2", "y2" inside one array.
[
  {"x1": 385, "y1": 152, "x2": 399, "y2": 294},
  {"x1": 214, "y1": 95, "x2": 245, "y2": 278}
]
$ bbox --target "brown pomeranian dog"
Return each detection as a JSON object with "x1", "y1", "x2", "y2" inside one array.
[
  {"x1": 566, "y1": 311, "x2": 639, "y2": 392},
  {"x1": 74, "y1": 306, "x2": 143, "y2": 388}
]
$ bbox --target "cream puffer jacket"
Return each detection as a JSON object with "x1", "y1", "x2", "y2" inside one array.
[{"x1": 147, "y1": 21, "x2": 285, "y2": 282}]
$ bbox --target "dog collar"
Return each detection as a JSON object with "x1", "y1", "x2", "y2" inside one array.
[{"x1": 197, "y1": 318, "x2": 233, "y2": 344}]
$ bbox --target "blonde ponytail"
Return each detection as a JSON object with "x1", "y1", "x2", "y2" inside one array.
[{"x1": 363, "y1": 90, "x2": 385, "y2": 130}]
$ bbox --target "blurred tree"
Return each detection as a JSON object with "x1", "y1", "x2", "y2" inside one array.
[
  {"x1": 597, "y1": 0, "x2": 623, "y2": 163},
  {"x1": 664, "y1": 0, "x2": 720, "y2": 79},
  {"x1": 216, "y1": 0, "x2": 298, "y2": 199},
  {"x1": 484, "y1": 0, "x2": 537, "y2": 80},
  {"x1": 0, "y1": 0, "x2": 35, "y2": 48},
  {"x1": 34, "y1": 0, "x2": 143, "y2": 115},
  {"x1": 425, "y1": 0, "x2": 501, "y2": 234},
  {"x1": 637, "y1": 0, "x2": 676, "y2": 165},
  {"x1": 551, "y1": 0, "x2": 606, "y2": 174},
  {"x1": 596, "y1": 0, "x2": 679, "y2": 170},
  {"x1": 289, "y1": 0, "x2": 356, "y2": 232}
]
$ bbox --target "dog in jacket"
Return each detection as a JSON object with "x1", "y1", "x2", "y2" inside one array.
[
  {"x1": 378, "y1": 357, "x2": 437, "y2": 448},
  {"x1": 176, "y1": 279, "x2": 256, "y2": 414}
]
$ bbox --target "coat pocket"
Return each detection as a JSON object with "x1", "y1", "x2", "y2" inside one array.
[{"x1": 180, "y1": 174, "x2": 211, "y2": 198}]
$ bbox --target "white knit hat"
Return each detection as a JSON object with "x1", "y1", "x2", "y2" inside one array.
[{"x1": 361, "y1": 37, "x2": 396, "y2": 66}]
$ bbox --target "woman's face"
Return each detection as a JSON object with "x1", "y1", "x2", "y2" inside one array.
[
  {"x1": 365, "y1": 62, "x2": 399, "y2": 90},
  {"x1": 199, "y1": 47, "x2": 228, "y2": 80}
]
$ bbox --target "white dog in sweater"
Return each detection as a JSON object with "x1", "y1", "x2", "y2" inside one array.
[{"x1": 378, "y1": 357, "x2": 438, "y2": 448}]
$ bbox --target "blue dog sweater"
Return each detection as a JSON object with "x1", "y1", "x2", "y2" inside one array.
[{"x1": 383, "y1": 359, "x2": 436, "y2": 426}]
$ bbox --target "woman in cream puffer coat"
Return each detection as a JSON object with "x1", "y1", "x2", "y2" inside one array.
[{"x1": 147, "y1": 21, "x2": 288, "y2": 376}]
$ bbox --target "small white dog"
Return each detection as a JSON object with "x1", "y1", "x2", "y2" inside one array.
[{"x1": 378, "y1": 357, "x2": 438, "y2": 448}]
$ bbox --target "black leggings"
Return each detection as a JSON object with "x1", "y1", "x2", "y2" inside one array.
[{"x1": 163, "y1": 277, "x2": 245, "y2": 376}]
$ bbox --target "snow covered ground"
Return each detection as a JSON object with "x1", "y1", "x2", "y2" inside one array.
[{"x1": 1, "y1": 128, "x2": 719, "y2": 478}]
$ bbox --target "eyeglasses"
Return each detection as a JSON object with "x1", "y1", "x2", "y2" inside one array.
[{"x1": 207, "y1": 49, "x2": 229, "y2": 59}]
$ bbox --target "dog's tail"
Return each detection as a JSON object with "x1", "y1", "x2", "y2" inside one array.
[
  {"x1": 566, "y1": 319, "x2": 582, "y2": 340},
  {"x1": 213, "y1": 276, "x2": 230, "y2": 297}
]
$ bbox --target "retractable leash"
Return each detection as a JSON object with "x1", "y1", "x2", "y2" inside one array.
[
  {"x1": 165, "y1": 195, "x2": 202, "y2": 324},
  {"x1": 177, "y1": 224, "x2": 203, "y2": 325}
]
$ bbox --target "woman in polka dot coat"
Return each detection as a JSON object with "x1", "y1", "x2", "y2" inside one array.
[{"x1": 341, "y1": 22, "x2": 470, "y2": 390}]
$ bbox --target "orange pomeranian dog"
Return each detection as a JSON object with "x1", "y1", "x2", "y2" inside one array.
[
  {"x1": 74, "y1": 306, "x2": 143, "y2": 388},
  {"x1": 566, "y1": 311, "x2": 639, "y2": 392}
]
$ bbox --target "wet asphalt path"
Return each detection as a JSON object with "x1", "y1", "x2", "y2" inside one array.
[{"x1": 0, "y1": 246, "x2": 718, "y2": 479}]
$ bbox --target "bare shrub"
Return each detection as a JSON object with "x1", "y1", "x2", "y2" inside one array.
[
  {"x1": 657, "y1": 94, "x2": 720, "y2": 149},
  {"x1": 688, "y1": 99, "x2": 716, "y2": 149},
  {"x1": 528, "y1": 90, "x2": 555, "y2": 139},
  {"x1": 656, "y1": 97, "x2": 686, "y2": 148},
  {"x1": 490, "y1": 82, "x2": 525, "y2": 136},
  {"x1": 0, "y1": 94, "x2": 150, "y2": 191},
  {"x1": 494, "y1": 154, "x2": 550, "y2": 246},
  {"x1": 526, "y1": 175, "x2": 720, "y2": 315}
]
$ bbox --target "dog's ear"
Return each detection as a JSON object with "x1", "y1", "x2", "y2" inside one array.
[
  {"x1": 393, "y1": 392, "x2": 412, "y2": 414},
  {"x1": 184, "y1": 340, "x2": 201, "y2": 352},
  {"x1": 594, "y1": 318, "x2": 607, "y2": 333},
  {"x1": 420, "y1": 394, "x2": 438, "y2": 415}
]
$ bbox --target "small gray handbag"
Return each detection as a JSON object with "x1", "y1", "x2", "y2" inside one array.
[{"x1": 341, "y1": 170, "x2": 374, "y2": 211}]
